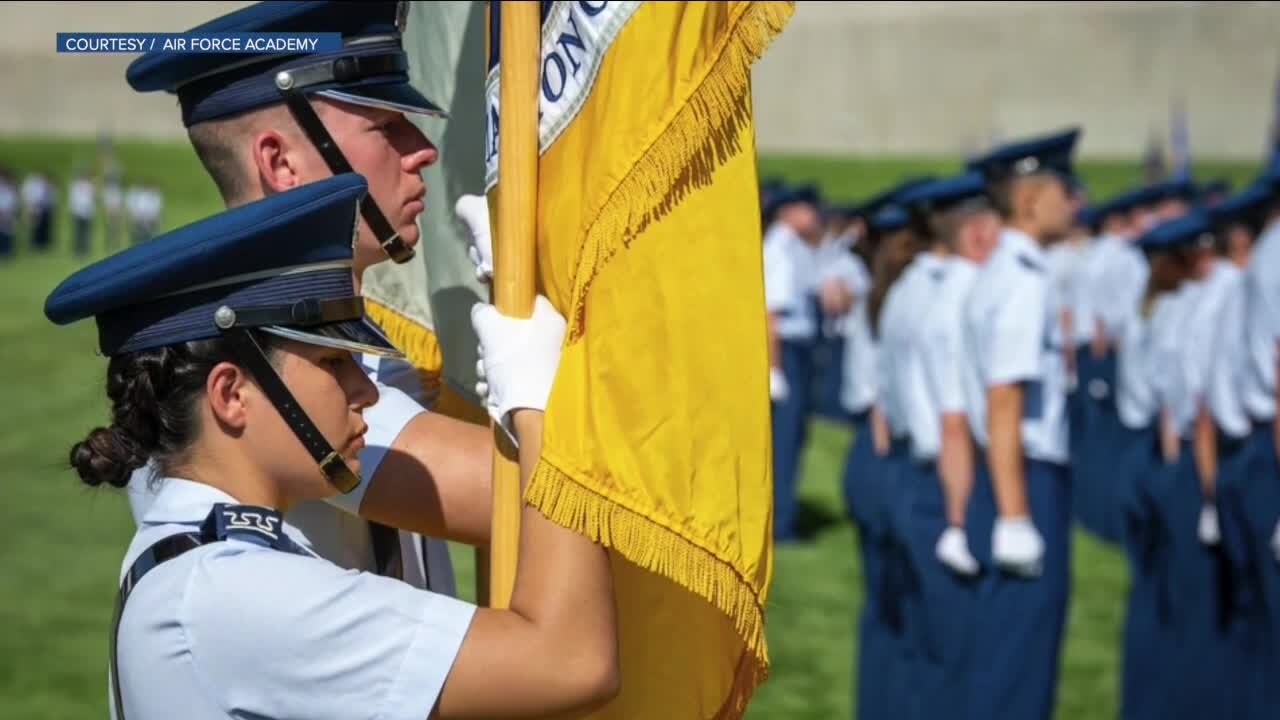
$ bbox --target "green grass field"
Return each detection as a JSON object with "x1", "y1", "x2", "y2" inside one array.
[{"x1": 0, "y1": 135, "x2": 1265, "y2": 719}]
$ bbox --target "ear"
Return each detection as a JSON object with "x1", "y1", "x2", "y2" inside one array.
[
  {"x1": 250, "y1": 128, "x2": 301, "y2": 194},
  {"x1": 206, "y1": 360, "x2": 252, "y2": 432}
]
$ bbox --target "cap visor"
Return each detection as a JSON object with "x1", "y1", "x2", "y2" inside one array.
[
  {"x1": 317, "y1": 83, "x2": 448, "y2": 119},
  {"x1": 261, "y1": 318, "x2": 403, "y2": 359}
]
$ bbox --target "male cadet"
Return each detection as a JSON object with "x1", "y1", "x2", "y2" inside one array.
[
  {"x1": 960, "y1": 128, "x2": 1080, "y2": 720},
  {"x1": 763, "y1": 183, "x2": 824, "y2": 542},
  {"x1": 891, "y1": 172, "x2": 1001, "y2": 718},
  {"x1": 122, "y1": 1, "x2": 496, "y2": 596}
]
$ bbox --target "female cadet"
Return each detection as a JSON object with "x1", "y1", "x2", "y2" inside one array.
[
  {"x1": 1156, "y1": 207, "x2": 1240, "y2": 720},
  {"x1": 845, "y1": 186, "x2": 928, "y2": 720},
  {"x1": 46, "y1": 175, "x2": 620, "y2": 720},
  {"x1": 1112, "y1": 213, "x2": 1201, "y2": 720},
  {"x1": 893, "y1": 172, "x2": 1001, "y2": 719}
]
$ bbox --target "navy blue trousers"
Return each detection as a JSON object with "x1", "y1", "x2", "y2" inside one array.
[
  {"x1": 1070, "y1": 348, "x2": 1124, "y2": 545},
  {"x1": 895, "y1": 459, "x2": 979, "y2": 720},
  {"x1": 812, "y1": 333, "x2": 850, "y2": 423},
  {"x1": 1154, "y1": 447, "x2": 1231, "y2": 720},
  {"x1": 1217, "y1": 422, "x2": 1280, "y2": 719},
  {"x1": 771, "y1": 338, "x2": 814, "y2": 541},
  {"x1": 853, "y1": 437, "x2": 913, "y2": 720},
  {"x1": 1115, "y1": 424, "x2": 1180, "y2": 720},
  {"x1": 965, "y1": 458, "x2": 1072, "y2": 720}
]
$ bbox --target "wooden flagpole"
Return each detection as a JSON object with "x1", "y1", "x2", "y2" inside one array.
[{"x1": 486, "y1": 0, "x2": 540, "y2": 609}]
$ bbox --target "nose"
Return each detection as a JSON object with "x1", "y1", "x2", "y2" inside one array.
[
  {"x1": 344, "y1": 355, "x2": 380, "y2": 411},
  {"x1": 400, "y1": 121, "x2": 439, "y2": 174}
]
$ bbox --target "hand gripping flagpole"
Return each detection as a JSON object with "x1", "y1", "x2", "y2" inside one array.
[{"x1": 486, "y1": 0, "x2": 540, "y2": 609}]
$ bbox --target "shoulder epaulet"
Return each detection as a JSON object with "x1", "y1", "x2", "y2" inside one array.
[{"x1": 1016, "y1": 253, "x2": 1045, "y2": 274}]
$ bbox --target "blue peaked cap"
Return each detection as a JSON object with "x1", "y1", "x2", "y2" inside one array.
[
  {"x1": 45, "y1": 174, "x2": 400, "y2": 359},
  {"x1": 897, "y1": 171, "x2": 990, "y2": 216},
  {"x1": 851, "y1": 176, "x2": 937, "y2": 221},
  {"x1": 763, "y1": 182, "x2": 822, "y2": 222},
  {"x1": 967, "y1": 128, "x2": 1081, "y2": 186},
  {"x1": 126, "y1": 1, "x2": 444, "y2": 127},
  {"x1": 1209, "y1": 180, "x2": 1273, "y2": 230},
  {"x1": 1136, "y1": 208, "x2": 1213, "y2": 252}
]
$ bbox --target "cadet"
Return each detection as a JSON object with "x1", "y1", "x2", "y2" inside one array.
[
  {"x1": 1239, "y1": 159, "x2": 1280, "y2": 704},
  {"x1": 22, "y1": 171, "x2": 54, "y2": 252},
  {"x1": 124, "y1": 0, "x2": 494, "y2": 595},
  {"x1": 1068, "y1": 189, "x2": 1144, "y2": 543},
  {"x1": 812, "y1": 206, "x2": 865, "y2": 422},
  {"x1": 46, "y1": 174, "x2": 620, "y2": 720},
  {"x1": 763, "y1": 183, "x2": 824, "y2": 542},
  {"x1": 841, "y1": 181, "x2": 928, "y2": 720},
  {"x1": 1112, "y1": 212, "x2": 1203, "y2": 720},
  {"x1": 1204, "y1": 180, "x2": 1277, "y2": 720},
  {"x1": 893, "y1": 171, "x2": 1001, "y2": 718},
  {"x1": 69, "y1": 171, "x2": 96, "y2": 258},
  {"x1": 1149, "y1": 204, "x2": 1243, "y2": 720},
  {"x1": 961, "y1": 128, "x2": 1080, "y2": 720}
]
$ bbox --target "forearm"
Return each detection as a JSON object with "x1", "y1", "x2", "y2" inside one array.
[
  {"x1": 987, "y1": 384, "x2": 1029, "y2": 518},
  {"x1": 1160, "y1": 407, "x2": 1179, "y2": 465},
  {"x1": 1194, "y1": 403, "x2": 1217, "y2": 499},
  {"x1": 436, "y1": 411, "x2": 617, "y2": 719},
  {"x1": 871, "y1": 404, "x2": 890, "y2": 456},
  {"x1": 768, "y1": 313, "x2": 782, "y2": 369},
  {"x1": 938, "y1": 413, "x2": 974, "y2": 527},
  {"x1": 361, "y1": 413, "x2": 494, "y2": 546}
]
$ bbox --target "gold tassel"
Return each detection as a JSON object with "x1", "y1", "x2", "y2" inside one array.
[
  {"x1": 563, "y1": 0, "x2": 796, "y2": 342},
  {"x1": 525, "y1": 458, "x2": 771, "y2": 718}
]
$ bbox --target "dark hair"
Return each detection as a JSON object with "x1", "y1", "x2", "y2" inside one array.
[
  {"x1": 867, "y1": 227, "x2": 923, "y2": 340},
  {"x1": 69, "y1": 333, "x2": 280, "y2": 489}
]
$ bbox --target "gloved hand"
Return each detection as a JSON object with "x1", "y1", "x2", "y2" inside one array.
[
  {"x1": 456, "y1": 194, "x2": 493, "y2": 284},
  {"x1": 1198, "y1": 503, "x2": 1221, "y2": 546},
  {"x1": 935, "y1": 526, "x2": 979, "y2": 577},
  {"x1": 471, "y1": 295, "x2": 566, "y2": 446},
  {"x1": 769, "y1": 366, "x2": 789, "y2": 402},
  {"x1": 992, "y1": 516, "x2": 1044, "y2": 578}
]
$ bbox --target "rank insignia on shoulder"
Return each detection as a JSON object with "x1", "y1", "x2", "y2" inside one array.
[{"x1": 1016, "y1": 253, "x2": 1045, "y2": 274}]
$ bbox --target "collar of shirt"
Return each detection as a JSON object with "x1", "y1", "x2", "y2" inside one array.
[
  {"x1": 140, "y1": 477, "x2": 245, "y2": 526},
  {"x1": 139, "y1": 477, "x2": 324, "y2": 558},
  {"x1": 999, "y1": 226, "x2": 1046, "y2": 265}
]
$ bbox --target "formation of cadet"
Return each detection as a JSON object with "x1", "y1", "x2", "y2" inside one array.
[
  {"x1": 763, "y1": 127, "x2": 1280, "y2": 720},
  {"x1": 0, "y1": 164, "x2": 162, "y2": 260}
]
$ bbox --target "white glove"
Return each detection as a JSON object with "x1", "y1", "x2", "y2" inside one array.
[
  {"x1": 935, "y1": 526, "x2": 980, "y2": 577},
  {"x1": 769, "y1": 366, "x2": 789, "y2": 402},
  {"x1": 992, "y1": 516, "x2": 1045, "y2": 578},
  {"x1": 1271, "y1": 520, "x2": 1280, "y2": 566},
  {"x1": 471, "y1": 295, "x2": 565, "y2": 446},
  {"x1": 1198, "y1": 503, "x2": 1221, "y2": 546},
  {"x1": 456, "y1": 194, "x2": 493, "y2": 284}
]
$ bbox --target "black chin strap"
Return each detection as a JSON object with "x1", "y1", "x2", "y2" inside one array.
[
  {"x1": 272, "y1": 56, "x2": 415, "y2": 265},
  {"x1": 221, "y1": 327, "x2": 361, "y2": 494}
]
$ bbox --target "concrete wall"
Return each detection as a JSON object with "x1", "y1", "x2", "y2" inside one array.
[
  {"x1": 750, "y1": 1, "x2": 1280, "y2": 160},
  {"x1": 3, "y1": 1, "x2": 1279, "y2": 160}
]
